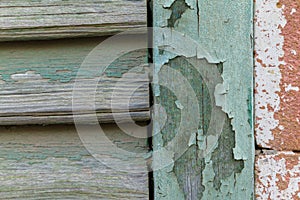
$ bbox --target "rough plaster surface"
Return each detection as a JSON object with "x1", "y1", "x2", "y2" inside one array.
[
  {"x1": 255, "y1": 0, "x2": 300, "y2": 151},
  {"x1": 255, "y1": 0, "x2": 300, "y2": 198},
  {"x1": 256, "y1": 152, "x2": 300, "y2": 199}
]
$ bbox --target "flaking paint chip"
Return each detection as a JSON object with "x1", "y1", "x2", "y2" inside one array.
[
  {"x1": 175, "y1": 100, "x2": 184, "y2": 109},
  {"x1": 188, "y1": 132, "x2": 196, "y2": 147}
]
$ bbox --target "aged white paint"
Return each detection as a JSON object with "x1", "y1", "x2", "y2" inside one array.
[
  {"x1": 255, "y1": 0, "x2": 286, "y2": 147},
  {"x1": 285, "y1": 84, "x2": 299, "y2": 92},
  {"x1": 290, "y1": 8, "x2": 296, "y2": 15},
  {"x1": 11, "y1": 71, "x2": 47, "y2": 83},
  {"x1": 256, "y1": 152, "x2": 300, "y2": 199},
  {"x1": 290, "y1": 49, "x2": 297, "y2": 55}
]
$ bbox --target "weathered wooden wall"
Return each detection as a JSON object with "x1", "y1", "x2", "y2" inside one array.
[
  {"x1": 0, "y1": 124, "x2": 149, "y2": 199},
  {"x1": 255, "y1": 0, "x2": 300, "y2": 198},
  {"x1": 0, "y1": 0, "x2": 146, "y2": 41},
  {"x1": 152, "y1": 0, "x2": 254, "y2": 199},
  {"x1": 0, "y1": 1, "x2": 149, "y2": 199}
]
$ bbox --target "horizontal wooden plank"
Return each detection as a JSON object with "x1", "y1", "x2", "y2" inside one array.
[
  {"x1": 0, "y1": 0, "x2": 146, "y2": 41},
  {"x1": 0, "y1": 37, "x2": 150, "y2": 125},
  {"x1": 0, "y1": 124, "x2": 149, "y2": 199}
]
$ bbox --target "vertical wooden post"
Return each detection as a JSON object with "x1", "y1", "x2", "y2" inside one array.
[{"x1": 152, "y1": 0, "x2": 254, "y2": 199}]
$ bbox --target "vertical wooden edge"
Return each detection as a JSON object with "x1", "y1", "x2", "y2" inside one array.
[{"x1": 152, "y1": 0, "x2": 254, "y2": 199}]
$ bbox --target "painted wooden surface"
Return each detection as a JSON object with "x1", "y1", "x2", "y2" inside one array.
[
  {"x1": 0, "y1": 0, "x2": 146, "y2": 41},
  {"x1": 0, "y1": 124, "x2": 149, "y2": 199},
  {"x1": 0, "y1": 37, "x2": 150, "y2": 125},
  {"x1": 152, "y1": 0, "x2": 254, "y2": 199},
  {"x1": 255, "y1": 0, "x2": 300, "y2": 151},
  {"x1": 255, "y1": 151, "x2": 300, "y2": 199}
]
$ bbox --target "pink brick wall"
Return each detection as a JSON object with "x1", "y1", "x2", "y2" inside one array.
[{"x1": 255, "y1": 0, "x2": 300, "y2": 198}]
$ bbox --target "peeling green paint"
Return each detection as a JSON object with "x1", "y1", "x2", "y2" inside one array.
[
  {"x1": 211, "y1": 117, "x2": 244, "y2": 190},
  {"x1": 188, "y1": 132, "x2": 196, "y2": 146},
  {"x1": 153, "y1": 0, "x2": 254, "y2": 198},
  {"x1": 175, "y1": 100, "x2": 184, "y2": 110},
  {"x1": 165, "y1": 0, "x2": 192, "y2": 27}
]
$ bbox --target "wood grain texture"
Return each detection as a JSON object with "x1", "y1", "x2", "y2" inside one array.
[
  {"x1": 0, "y1": 0, "x2": 146, "y2": 41},
  {"x1": 0, "y1": 37, "x2": 150, "y2": 125},
  {"x1": 0, "y1": 124, "x2": 149, "y2": 199},
  {"x1": 152, "y1": 0, "x2": 254, "y2": 199}
]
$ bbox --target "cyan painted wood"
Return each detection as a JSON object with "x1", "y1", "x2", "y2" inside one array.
[{"x1": 152, "y1": 0, "x2": 254, "y2": 199}]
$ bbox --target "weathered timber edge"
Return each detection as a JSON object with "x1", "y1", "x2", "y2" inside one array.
[
  {"x1": 0, "y1": 0, "x2": 147, "y2": 41},
  {"x1": 0, "y1": 37, "x2": 150, "y2": 125}
]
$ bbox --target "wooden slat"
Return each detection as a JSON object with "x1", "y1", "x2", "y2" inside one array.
[
  {"x1": 0, "y1": 37, "x2": 150, "y2": 125},
  {"x1": 0, "y1": 0, "x2": 146, "y2": 41},
  {"x1": 0, "y1": 124, "x2": 149, "y2": 199}
]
